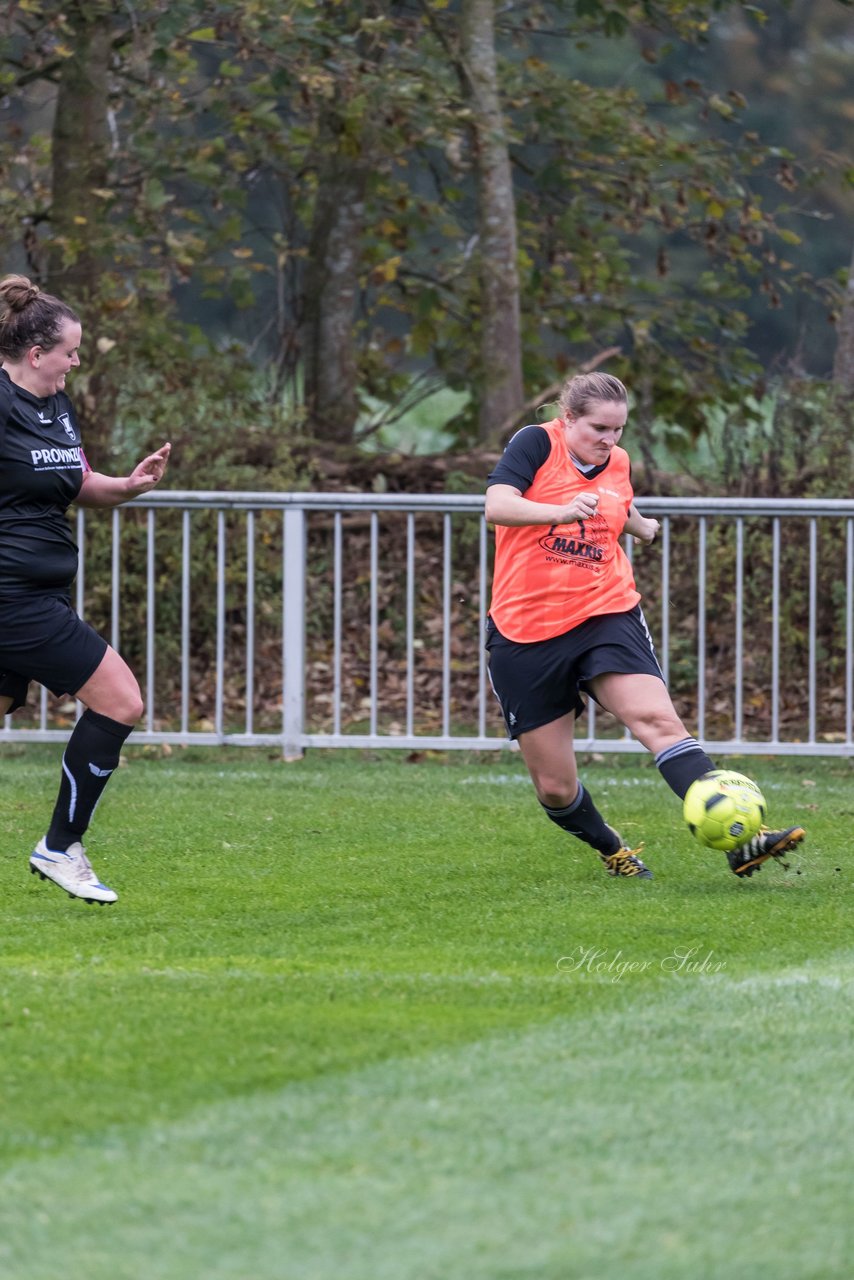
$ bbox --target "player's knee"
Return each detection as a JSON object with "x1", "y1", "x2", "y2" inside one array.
[
  {"x1": 102, "y1": 681, "x2": 144, "y2": 725},
  {"x1": 122, "y1": 687, "x2": 145, "y2": 724},
  {"x1": 532, "y1": 774, "x2": 577, "y2": 809},
  {"x1": 633, "y1": 710, "x2": 686, "y2": 751}
]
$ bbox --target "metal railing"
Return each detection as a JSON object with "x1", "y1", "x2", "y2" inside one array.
[{"x1": 3, "y1": 491, "x2": 854, "y2": 757}]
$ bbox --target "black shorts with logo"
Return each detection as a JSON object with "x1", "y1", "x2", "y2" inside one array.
[
  {"x1": 486, "y1": 605, "x2": 665, "y2": 739},
  {"x1": 0, "y1": 591, "x2": 108, "y2": 714}
]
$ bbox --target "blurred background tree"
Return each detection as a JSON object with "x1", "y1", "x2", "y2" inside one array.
[{"x1": 0, "y1": 0, "x2": 851, "y2": 483}]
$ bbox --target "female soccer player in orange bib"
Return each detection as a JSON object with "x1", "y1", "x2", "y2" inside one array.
[{"x1": 485, "y1": 371, "x2": 804, "y2": 879}]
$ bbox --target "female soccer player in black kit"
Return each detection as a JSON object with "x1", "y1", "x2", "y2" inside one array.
[{"x1": 0, "y1": 274, "x2": 170, "y2": 905}]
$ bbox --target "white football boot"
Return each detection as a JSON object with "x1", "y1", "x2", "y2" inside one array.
[{"x1": 29, "y1": 838, "x2": 118, "y2": 905}]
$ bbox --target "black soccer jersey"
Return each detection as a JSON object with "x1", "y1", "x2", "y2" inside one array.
[{"x1": 0, "y1": 368, "x2": 88, "y2": 595}]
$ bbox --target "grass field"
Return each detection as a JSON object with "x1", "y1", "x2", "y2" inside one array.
[{"x1": 0, "y1": 745, "x2": 851, "y2": 1280}]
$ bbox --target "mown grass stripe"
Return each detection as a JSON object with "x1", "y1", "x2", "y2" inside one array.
[
  {"x1": 1, "y1": 958, "x2": 851, "y2": 1280},
  {"x1": 0, "y1": 748, "x2": 849, "y2": 1279}
]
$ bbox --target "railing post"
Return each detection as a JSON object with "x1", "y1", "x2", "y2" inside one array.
[{"x1": 282, "y1": 505, "x2": 306, "y2": 760}]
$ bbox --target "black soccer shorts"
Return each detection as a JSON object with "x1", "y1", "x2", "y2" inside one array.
[
  {"x1": 0, "y1": 590, "x2": 108, "y2": 711},
  {"x1": 0, "y1": 668, "x2": 30, "y2": 714},
  {"x1": 486, "y1": 604, "x2": 665, "y2": 739}
]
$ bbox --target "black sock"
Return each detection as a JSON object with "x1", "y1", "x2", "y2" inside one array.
[
  {"x1": 655, "y1": 737, "x2": 715, "y2": 800},
  {"x1": 542, "y1": 783, "x2": 621, "y2": 855},
  {"x1": 46, "y1": 709, "x2": 134, "y2": 851}
]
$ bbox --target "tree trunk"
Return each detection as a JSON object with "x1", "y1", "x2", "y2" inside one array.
[
  {"x1": 48, "y1": 1, "x2": 112, "y2": 300},
  {"x1": 460, "y1": 0, "x2": 524, "y2": 443},
  {"x1": 301, "y1": 1, "x2": 401, "y2": 447},
  {"x1": 302, "y1": 131, "x2": 368, "y2": 445},
  {"x1": 832, "y1": 243, "x2": 854, "y2": 394}
]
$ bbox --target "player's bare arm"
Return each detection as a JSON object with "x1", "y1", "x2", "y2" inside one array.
[
  {"x1": 77, "y1": 443, "x2": 171, "y2": 507},
  {"x1": 485, "y1": 483, "x2": 600, "y2": 527},
  {"x1": 623, "y1": 502, "x2": 660, "y2": 544}
]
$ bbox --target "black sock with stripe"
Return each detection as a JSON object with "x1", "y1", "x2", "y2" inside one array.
[
  {"x1": 655, "y1": 737, "x2": 715, "y2": 800},
  {"x1": 46, "y1": 709, "x2": 134, "y2": 851},
  {"x1": 541, "y1": 783, "x2": 621, "y2": 855}
]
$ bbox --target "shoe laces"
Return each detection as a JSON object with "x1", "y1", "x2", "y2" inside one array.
[
  {"x1": 740, "y1": 826, "x2": 770, "y2": 856},
  {"x1": 66, "y1": 845, "x2": 99, "y2": 884},
  {"x1": 604, "y1": 843, "x2": 647, "y2": 875}
]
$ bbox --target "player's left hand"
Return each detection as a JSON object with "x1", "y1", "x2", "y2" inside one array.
[
  {"x1": 632, "y1": 516, "x2": 660, "y2": 545},
  {"x1": 128, "y1": 443, "x2": 171, "y2": 494}
]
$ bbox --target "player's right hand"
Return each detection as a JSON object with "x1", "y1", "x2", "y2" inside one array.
[{"x1": 558, "y1": 493, "x2": 599, "y2": 524}]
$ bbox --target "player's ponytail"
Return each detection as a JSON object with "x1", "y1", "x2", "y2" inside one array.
[
  {"x1": 0, "y1": 274, "x2": 41, "y2": 312},
  {"x1": 0, "y1": 274, "x2": 79, "y2": 360}
]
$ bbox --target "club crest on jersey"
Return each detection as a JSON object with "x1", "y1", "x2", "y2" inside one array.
[{"x1": 58, "y1": 412, "x2": 76, "y2": 441}]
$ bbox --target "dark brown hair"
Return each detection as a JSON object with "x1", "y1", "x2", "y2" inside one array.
[
  {"x1": 0, "y1": 274, "x2": 80, "y2": 361},
  {"x1": 558, "y1": 372, "x2": 627, "y2": 420}
]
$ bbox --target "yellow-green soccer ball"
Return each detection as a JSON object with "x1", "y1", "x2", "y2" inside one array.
[{"x1": 682, "y1": 770, "x2": 767, "y2": 852}]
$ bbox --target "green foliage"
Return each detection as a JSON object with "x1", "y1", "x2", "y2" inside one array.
[
  {"x1": 0, "y1": 0, "x2": 850, "y2": 452},
  {"x1": 102, "y1": 331, "x2": 302, "y2": 493},
  {"x1": 357, "y1": 386, "x2": 467, "y2": 455},
  {"x1": 645, "y1": 379, "x2": 854, "y2": 496}
]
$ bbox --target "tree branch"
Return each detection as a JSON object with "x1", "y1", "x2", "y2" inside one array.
[{"x1": 489, "y1": 345, "x2": 623, "y2": 445}]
